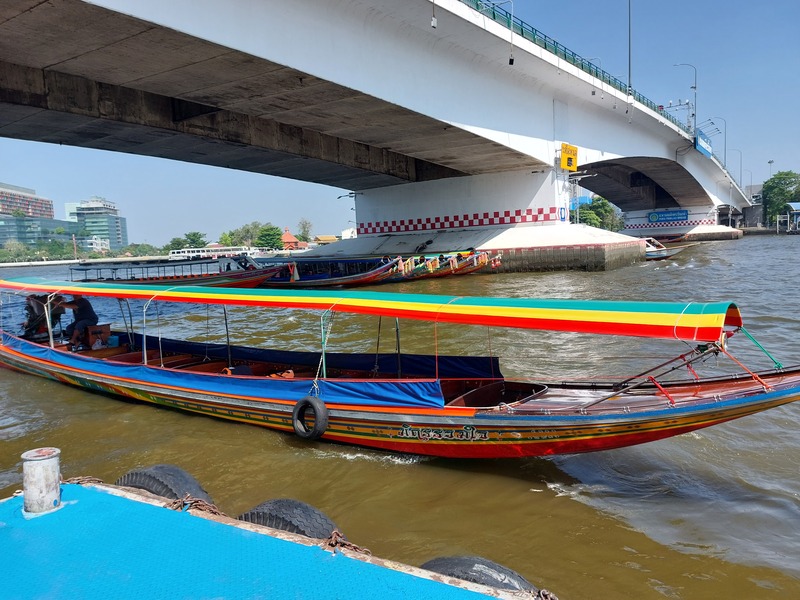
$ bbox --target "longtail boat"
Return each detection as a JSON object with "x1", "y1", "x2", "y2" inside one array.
[
  {"x1": 255, "y1": 256, "x2": 402, "y2": 288},
  {"x1": 1, "y1": 277, "x2": 798, "y2": 459},
  {"x1": 70, "y1": 255, "x2": 282, "y2": 289},
  {"x1": 390, "y1": 251, "x2": 495, "y2": 282}
]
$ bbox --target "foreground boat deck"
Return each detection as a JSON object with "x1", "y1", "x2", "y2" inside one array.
[{"x1": 0, "y1": 483, "x2": 518, "y2": 599}]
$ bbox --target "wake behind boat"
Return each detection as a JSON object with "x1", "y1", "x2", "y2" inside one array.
[{"x1": 1, "y1": 277, "x2": 798, "y2": 459}]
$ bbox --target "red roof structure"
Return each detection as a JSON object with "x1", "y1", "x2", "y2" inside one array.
[{"x1": 281, "y1": 227, "x2": 299, "y2": 250}]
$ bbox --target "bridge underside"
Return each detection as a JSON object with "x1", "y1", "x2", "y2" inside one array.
[
  {"x1": 579, "y1": 157, "x2": 712, "y2": 211},
  {"x1": 0, "y1": 0, "x2": 542, "y2": 191},
  {"x1": 579, "y1": 156, "x2": 710, "y2": 212}
]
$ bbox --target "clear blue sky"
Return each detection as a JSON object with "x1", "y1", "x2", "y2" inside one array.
[{"x1": 1, "y1": 0, "x2": 797, "y2": 246}]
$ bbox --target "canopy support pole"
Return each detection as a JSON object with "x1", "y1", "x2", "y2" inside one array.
[
  {"x1": 395, "y1": 317, "x2": 402, "y2": 378},
  {"x1": 223, "y1": 305, "x2": 233, "y2": 369}
]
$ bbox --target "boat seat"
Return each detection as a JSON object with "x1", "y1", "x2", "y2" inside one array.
[
  {"x1": 179, "y1": 360, "x2": 229, "y2": 373},
  {"x1": 446, "y1": 381, "x2": 506, "y2": 407},
  {"x1": 107, "y1": 348, "x2": 161, "y2": 363},
  {"x1": 82, "y1": 323, "x2": 111, "y2": 348},
  {"x1": 84, "y1": 346, "x2": 130, "y2": 359},
  {"x1": 157, "y1": 354, "x2": 199, "y2": 368}
]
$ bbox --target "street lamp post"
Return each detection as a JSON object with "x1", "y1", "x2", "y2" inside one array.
[
  {"x1": 768, "y1": 159, "x2": 775, "y2": 176},
  {"x1": 674, "y1": 63, "x2": 697, "y2": 133},
  {"x1": 729, "y1": 148, "x2": 743, "y2": 187},
  {"x1": 709, "y1": 115, "x2": 727, "y2": 167},
  {"x1": 743, "y1": 168, "x2": 754, "y2": 201}
]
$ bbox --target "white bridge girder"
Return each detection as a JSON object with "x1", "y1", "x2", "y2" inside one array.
[{"x1": 0, "y1": 0, "x2": 747, "y2": 242}]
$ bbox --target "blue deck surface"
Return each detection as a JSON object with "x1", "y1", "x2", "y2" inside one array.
[{"x1": 0, "y1": 484, "x2": 499, "y2": 600}]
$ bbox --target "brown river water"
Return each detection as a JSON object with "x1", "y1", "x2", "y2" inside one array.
[{"x1": 1, "y1": 235, "x2": 799, "y2": 599}]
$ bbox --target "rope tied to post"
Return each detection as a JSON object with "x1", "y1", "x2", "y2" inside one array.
[
  {"x1": 164, "y1": 493, "x2": 227, "y2": 516},
  {"x1": 320, "y1": 529, "x2": 371, "y2": 555}
]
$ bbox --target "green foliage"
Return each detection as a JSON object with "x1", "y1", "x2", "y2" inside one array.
[
  {"x1": 162, "y1": 237, "x2": 188, "y2": 252},
  {"x1": 761, "y1": 171, "x2": 800, "y2": 223},
  {"x1": 296, "y1": 218, "x2": 313, "y2": 242},
  {"x1": 11, "y1": 208, "x2": 26, "y2": 218},
  {"x1": 117, "y1": 243, "x2": 163, "y2": 257},
  {"x1": 571, "y1": 196, "x2": 624, "y2": 231},
  {"x1": 255, "y1": 224, "x2": 283, "y2": 249},
  {"x1": 183, "y1": 231, "x2": 208, "y2": 248},
  {"x1": 221, "y1": 222, "x2": 263, "y2": 246},
  {"x1": 3, "y1": 240, "x2": 27, "y2": 259}
]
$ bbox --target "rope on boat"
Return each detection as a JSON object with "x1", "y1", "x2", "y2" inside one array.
[
  {"x1": 648, "y1": 376, "x2": 675, "y2": 405},
  {"x1": 165, "y1": 494, "x2": 227, "y2": 517},
  {"x1": 320, "y1": 529, "x2": 371, "y2": 556},
  {"x1": 62, "y1": 476, "x2": 105, "y2": 485},
  {"x1": 311, "y1": 307, "x2": 337, "y2": 394},
  {"x1": 582, "y1": 344, "x2": 723, "y2": 409},
  {"x1": 718, "y1": 346, "x2": 773, "y2": 391},
  {"x1": 740, "y1": 326, "x2": 783, "y2": 369},
  {"x1": 616, "y1": 345, "x2": 713, "y2": 388}
]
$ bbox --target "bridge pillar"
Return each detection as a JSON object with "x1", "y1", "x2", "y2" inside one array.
[{"x1": 331, "y1": 170, "x2": 644, "y2": 271}]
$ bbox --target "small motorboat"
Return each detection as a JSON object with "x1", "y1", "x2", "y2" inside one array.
[{"x1": 643, "y1": 237, "x2": 692, "y2": 261}]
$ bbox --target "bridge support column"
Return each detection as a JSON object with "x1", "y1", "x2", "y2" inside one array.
[{"x1": 327, "y1": 170, "x2": 644, "y2": 271}]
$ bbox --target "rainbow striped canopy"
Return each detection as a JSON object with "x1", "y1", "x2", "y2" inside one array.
[{"x1": 0, "y1": 277, "x2": 742, "y2": 343}]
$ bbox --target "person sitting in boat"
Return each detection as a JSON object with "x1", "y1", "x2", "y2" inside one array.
[{"x1": 59, "y1": 294, "x2": 99, "y2": 350}]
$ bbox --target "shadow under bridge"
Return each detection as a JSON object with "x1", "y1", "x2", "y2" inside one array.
[{"x1": 576, "y1": 157, "x2": 711, "y2": 212}]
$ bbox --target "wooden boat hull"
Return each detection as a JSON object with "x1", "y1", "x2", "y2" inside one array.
[
  {"x1": 388, "y1": 252, "x2": 492, "y2": 282},
  {"x1": 256, "y1": 258, "x2": 401, "y2": 288},
  {"x1": 71, "y1": 265, "x2": 283, "y2": 288},
  {"x1": 2, "y1": 332, "x2": 798, "y2": 459},
  {"x1": 119, "y1": 269, "x2": 281, "y2": 288}
]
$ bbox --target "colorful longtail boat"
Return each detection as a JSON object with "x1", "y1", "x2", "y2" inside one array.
[
  {"x1": 70, "y1": 255, "x2": 282, "y2": 288},
  {"x1": 1, "y1": 277, "x2": 798, "y2": 459}
]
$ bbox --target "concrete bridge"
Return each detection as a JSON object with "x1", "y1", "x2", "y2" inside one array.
[{"x1": 0, "y1": 0, "x2": 748, "y2": 269}]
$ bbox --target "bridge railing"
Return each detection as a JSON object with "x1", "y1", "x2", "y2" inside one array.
[{"x1": 460, "y1": 0, "x2": 692, "y2": 135}]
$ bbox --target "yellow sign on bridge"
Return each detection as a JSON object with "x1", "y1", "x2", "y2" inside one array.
[{"x1": 560, "y1": 143, "x2": 578, "y2": 171}]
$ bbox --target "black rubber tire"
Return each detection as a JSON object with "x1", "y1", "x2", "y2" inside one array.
[
  {"x1": 114, "y1": 464, "x2": 213, "y2": 504},
  {"x1": 238, "y1": 498, "x2": 338, "y2": 539},
  {"x1": 420, "y1": 556, "x2": 538, "y2": 593},
  {"x1": 292, "y1": 396, "x2": 329, "y2": 440}
]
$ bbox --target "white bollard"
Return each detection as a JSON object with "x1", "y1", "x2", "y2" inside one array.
[{"x1": 21, "y1": 447, "x2": 62, "y2": 513}]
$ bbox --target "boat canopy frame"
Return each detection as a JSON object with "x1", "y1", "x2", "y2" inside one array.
[{"x1": 0, "y1": 278, "x2": 744, "y2": 345}]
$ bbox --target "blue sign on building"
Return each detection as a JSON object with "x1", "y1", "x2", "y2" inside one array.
[
  {"x1": 694, "y1": 131, "x2": 712, "y2": 158},
  {"x1": 647, "y1": 210, "x2": 689, "y2": 223}
]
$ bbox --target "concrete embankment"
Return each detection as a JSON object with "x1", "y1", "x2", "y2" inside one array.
[{"x1": 302, "y1": 225, "x2": 645, "y2": 272}]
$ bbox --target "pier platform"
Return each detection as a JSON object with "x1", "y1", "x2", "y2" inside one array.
[{"x1": 0, "y1": 483, "x2": 522, "y2": 599}]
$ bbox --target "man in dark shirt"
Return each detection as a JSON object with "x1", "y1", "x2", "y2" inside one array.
[{"x1": 60, "y1": 294, "x2": 99, "y2": 349}]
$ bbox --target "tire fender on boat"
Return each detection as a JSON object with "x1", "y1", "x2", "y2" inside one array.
[
  {"x1": 238, "y1": 498, "x2": 338, "y2": 539},
  {"x1": 420, "y1": 556, "x2": 540, "y2": 594},
  {"x1": 292, "y1": 396, "x2": 329, "y2": 440},
  {"x1": 114, "y1": 464, "x2": 213, "y2": 504}
]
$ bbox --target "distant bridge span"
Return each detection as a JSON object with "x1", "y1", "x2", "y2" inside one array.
[{"x1": 0, "y1": 0, "x2": 747, "y2": 254}]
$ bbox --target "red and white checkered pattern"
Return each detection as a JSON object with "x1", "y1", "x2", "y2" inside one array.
[
  {"x1": 626, "y1": 219, "x2": 714, "y2": 229},
  {"x1": 357, "y1": 207, "x2": 559, "y2": 235}
]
